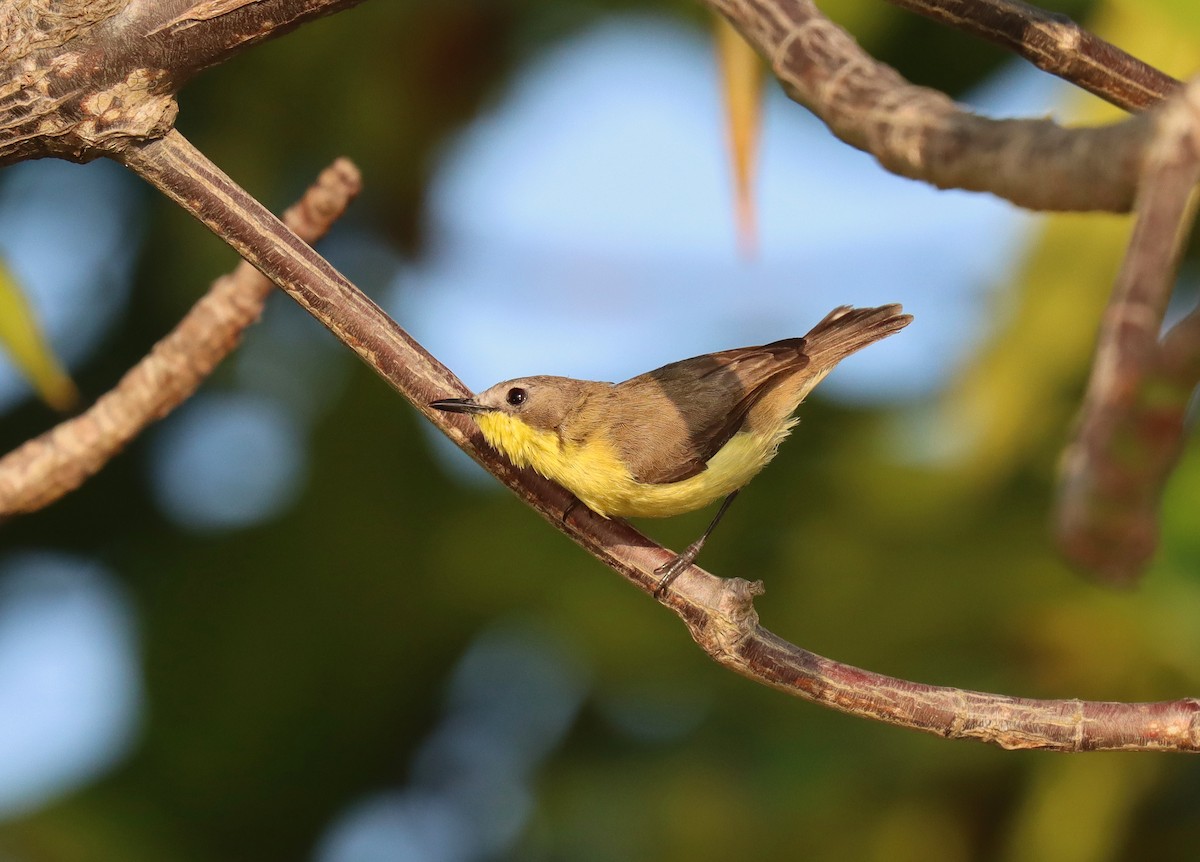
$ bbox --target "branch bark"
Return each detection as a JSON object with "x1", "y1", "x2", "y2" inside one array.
[
  {"x1": 0, "y1": 157, "x2": 361, "y2": 515},
  {"x1": 881, "y1": 0, "x2": 1180, "y2": 111},
  {"x1": 0, "y1": 0, "x2": 365, "y2": 165}
]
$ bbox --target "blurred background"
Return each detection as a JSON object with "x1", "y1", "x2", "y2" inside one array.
[{"x1": 2, "y1": 0, "x2": 1200, "y2": 859}]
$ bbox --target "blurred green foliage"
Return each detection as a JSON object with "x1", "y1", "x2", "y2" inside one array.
[{"x1": 3, "y1": 1, "x2": 1200, "y2": 861}]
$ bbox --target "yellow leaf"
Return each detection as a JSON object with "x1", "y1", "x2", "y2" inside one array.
[
  {"x1": 714, "y1": 14, "x2": 764, "y2": 259},
  {"x1": 0, "y1": 258, "x2": 79, "y2": 412}
]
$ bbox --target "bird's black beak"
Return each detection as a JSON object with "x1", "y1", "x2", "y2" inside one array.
[{"x1": 430, "y1": 397, "x2": 494, "y2": 415}]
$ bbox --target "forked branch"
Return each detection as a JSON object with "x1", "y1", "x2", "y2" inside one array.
[{"x1": 3, "y1": 0, "x2": 1200, "y2": 750}]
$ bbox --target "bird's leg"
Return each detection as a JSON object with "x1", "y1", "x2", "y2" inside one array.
[{"x1": 653, "y1": 491, "x2": 740, "y2": 597}]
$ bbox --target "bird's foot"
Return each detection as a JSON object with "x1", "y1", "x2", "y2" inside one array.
[{"x1": 653, "y1": 540, "x2": 703, "y2": 597}]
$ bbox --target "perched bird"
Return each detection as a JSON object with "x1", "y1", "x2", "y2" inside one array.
[{"x1": 431, "y1": 304, "x2": 911, "y2": 594}]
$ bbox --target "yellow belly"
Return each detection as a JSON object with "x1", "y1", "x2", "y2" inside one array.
[{"x1": 475, "y1": 412, "x2": 795, "y2": 519}]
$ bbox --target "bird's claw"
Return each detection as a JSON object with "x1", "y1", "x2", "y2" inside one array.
[{"x1": 653, "y1": 554, "x2": 691, "y2": 598}]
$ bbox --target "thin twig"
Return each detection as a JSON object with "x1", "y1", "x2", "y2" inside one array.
[
  {"x1": 882, "y1": 0, "x2": 1180, "y2": 112},
  {"x1": 1056, "y1": 81, "x2": 1200, "y2": 582},
  {"x1": 705, "y1": 0, "x2": 1152, "y2": 211},
  {"x1": 116, "y1": 129, "x2": 1200, "y2": 752},
  {"x1": 0, "y1": 157, "x2": 361, "y2": 515}
]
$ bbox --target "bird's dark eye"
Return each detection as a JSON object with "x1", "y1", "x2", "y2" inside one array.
[{"x1": 506, "y1": 387, "x2": 527, "y2": 406}]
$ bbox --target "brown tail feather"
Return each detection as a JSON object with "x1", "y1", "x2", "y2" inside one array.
[{"x1": 801, "y1": 304, "x2": 912, "y2": 368}]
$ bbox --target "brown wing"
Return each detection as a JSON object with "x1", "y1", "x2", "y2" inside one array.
[{"x1": 607, "y1": 339, "x2": 809, "y2": 485}]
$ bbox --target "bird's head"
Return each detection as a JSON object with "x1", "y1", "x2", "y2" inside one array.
[{"x1": 430, "y1": 375, "x2": 595, "y2": 452}]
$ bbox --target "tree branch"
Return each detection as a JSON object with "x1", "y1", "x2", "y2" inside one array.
[
  {"x1": 0, "y1": 157, "x2": 361, "y2": 515},
  {"x1": 5, "y1": 0, "x2": 1200, "y2": 752},
  {"x1": 881, "y1": 0, "x2": 1180, "y2": 112},
  {"x1": 1056, "y1": 84, "x2": 1200, "y2": 583},
  {"x1": 114, "y1": 128, "x2": 1200, "y2": 752},
  {"x1": 0, "y1": 0, "x2": 365, "y2": 165},
  {"x1": 704, "y1": 0, "x2": 1152, "y2": 211}
]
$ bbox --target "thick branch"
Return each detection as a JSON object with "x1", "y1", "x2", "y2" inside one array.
[
  {"x1": 0, "y1": 0, "x2": 365, "y2": 165},
  {"x1": 117, "y1": 129, "x2": 1200, "y2": 752},
  {"x1": 704, "y1": 0, "x2": 1151, "y2": 211},
  {"x1": 0, "y1": 157, "x2": 360, "y2": 516},
  {"x1": 882, "y1": 0, "x2": 1180, "y2": 112}
]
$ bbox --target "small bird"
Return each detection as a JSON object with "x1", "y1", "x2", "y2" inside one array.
[{"x1": 431, "y1": 304, "x2": 911, "y2": 594}]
